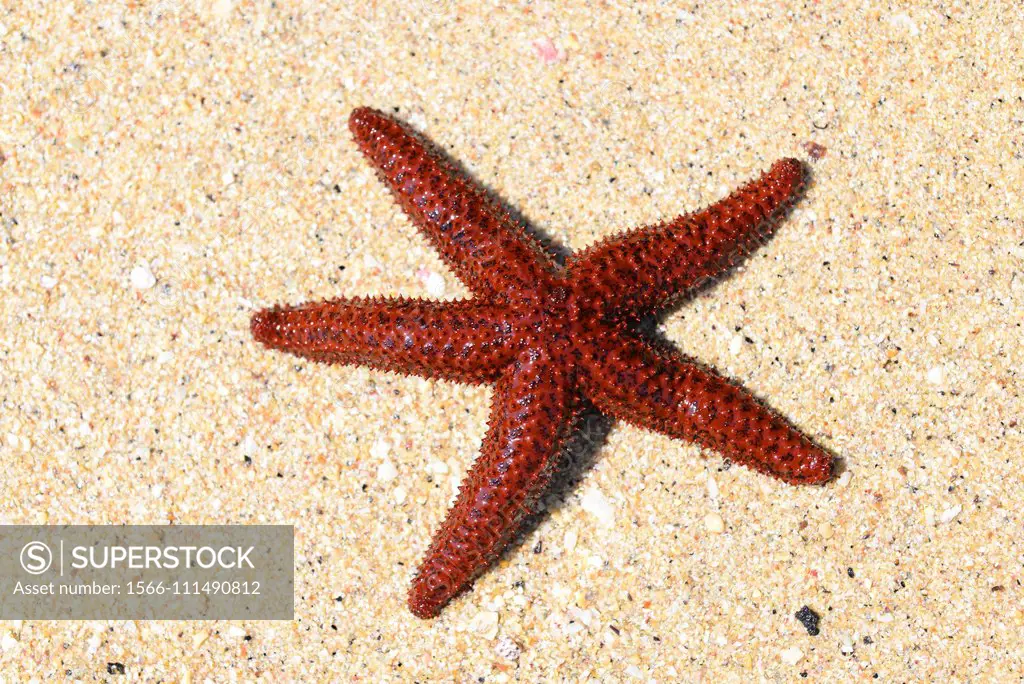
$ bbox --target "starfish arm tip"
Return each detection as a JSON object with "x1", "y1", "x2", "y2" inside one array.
[
  {"x1": 803, "y1": 446, "x2": 837, "y2": 485},
  {"x1": 408, "y1": 568, "x2": 463, "y2": 619},
  {"x1": 781, "y1": 443, "x2": 836, "y2": 485},
  {"x1": 347, "y1": 105, "x2": 378, "y2": 133},
  {"x1": 773, "y1": 157, "x2": 805, "y2": 192},
  {"x1": 250, "y1": 307, "x2": 278, "y2": 347}
]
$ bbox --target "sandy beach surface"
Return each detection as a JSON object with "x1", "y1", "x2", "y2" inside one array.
[{"x1": 0, "y1": 1, "x2": 1021, "y2": 680}]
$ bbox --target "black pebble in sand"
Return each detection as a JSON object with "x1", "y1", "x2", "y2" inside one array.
[{"x1": 795, "y1": 605, "x2": 821, "y2": 636}]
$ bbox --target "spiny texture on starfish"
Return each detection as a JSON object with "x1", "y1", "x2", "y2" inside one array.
[{"x1": 251, "y1": 107, "x2": 834, "y2": 619}]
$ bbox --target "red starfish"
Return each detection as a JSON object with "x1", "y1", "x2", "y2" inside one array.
[{"x1": 251, "y1": 107, "x2": 834, "y2": 619}]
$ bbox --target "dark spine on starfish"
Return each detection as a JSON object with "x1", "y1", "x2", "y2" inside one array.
[
  {"x1": 407, "y1": 349, "x2": 576, "y2": 619},
  {"x1": 570, "y1": 158, "x2": 805, "y2": 319},
  {"x1": 348, "y1": 107, "x2": 557, "y2": 300},
  {"x1": 251, "y1": 296, "x2": 515, "y2": 384}
]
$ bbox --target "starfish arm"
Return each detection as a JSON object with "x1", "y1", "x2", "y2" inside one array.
[
  {"x1": 349, "y1": 107, "x2": 557, "y2": 299},
  {"x1": 568, "y1": 159, "x2": 804, "y2": 319},
  {"x1": 408, "y1": 348, "x2": 576, "y2": 618},
  {"x1": 251, "y1": 297, "x2": 518, "y2": 384},
  {"x1": 579, "y1": 325, "x2": 832, "y2": 484}
]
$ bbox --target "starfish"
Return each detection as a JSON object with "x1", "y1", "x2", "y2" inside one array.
[{"x1": 251, "y1": 107, "x2": 834, "y2": 619}]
